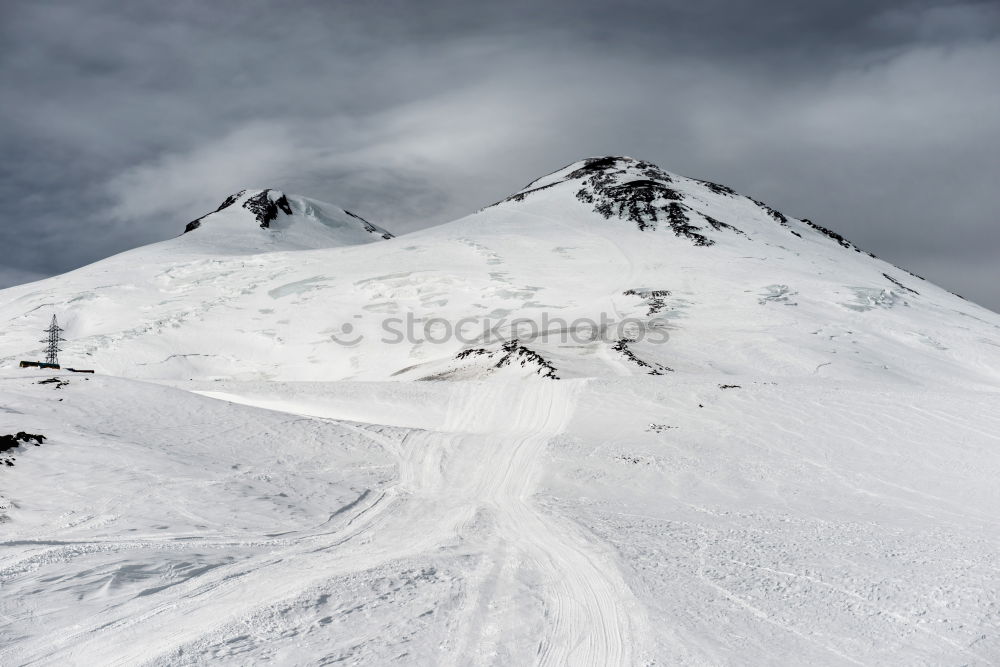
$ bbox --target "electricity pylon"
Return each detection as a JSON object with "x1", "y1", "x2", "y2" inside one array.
[{"x1": 41, "y1": 315, "x2": 64, "y2": 366}]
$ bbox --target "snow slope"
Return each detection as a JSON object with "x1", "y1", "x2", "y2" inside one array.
[
  {"x1": 0, "y1": 158, "x2": 996, "y2": 386},
  {"x1": 1, "y1": 157, "x2": 999, "y2": 665},
  {"x1": 3, "y1": 372, "x2": 998, "y2": 665}
]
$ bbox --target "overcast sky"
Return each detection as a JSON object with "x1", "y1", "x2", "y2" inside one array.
[{"x1": 2, "y1": 0, "x2": 998, "y2": 310}]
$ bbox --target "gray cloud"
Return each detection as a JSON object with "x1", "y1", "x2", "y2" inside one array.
[
  {"x1": 0, "y1": 266, "x2": 46, "y2": 291},
  {"x1": 1, "y1": 0, "x2": 998, "y2": 310}
]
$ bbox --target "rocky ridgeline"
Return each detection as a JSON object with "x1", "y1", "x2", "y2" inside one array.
[
  {"x1": 612, "y1": 339, "x2": 672, "y2": 375},
  {"x1": 242, "y1": 190, "x2": 294, "y2": 228},
  {"x1": 802, "y1": 218, "x2": 876, "y2": 257},
  {"x1": 184, "y1": 188, "x2": 293, "y2": 233},
  {"x1": 568, "y1": 157, "x2": 717, "y2": 245},
  {"x1": 456, "y1": 340, "x2": 560, "y2": 379},
  {"x1": 498, "y1": 156, "x2": 770, "y2": 246},
  {"x1": 498, "y1": 156, "x2": 888, "y2": 259},
  {"x1": 344, "y1": 210, "x2": 395, "y2": 240}
]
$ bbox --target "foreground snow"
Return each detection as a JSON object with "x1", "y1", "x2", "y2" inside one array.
[{"x1": 2, "y1": 371, "x2": 998, "y2": 665}]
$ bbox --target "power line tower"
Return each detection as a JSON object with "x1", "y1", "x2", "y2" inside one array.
[{"x1": 41, "y1": 315, "x2": 65, "y2": 366}]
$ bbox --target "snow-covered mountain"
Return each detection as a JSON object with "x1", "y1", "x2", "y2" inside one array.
[
  {"x1": 2, "y1": 158, "x2": 999, "y2": 665},
  {"x1": 181, "y1": 187, "x2": 394, "y2": 252},
  {"x1": 1, "y1": 157, "x2": 997, "y2": 385}
]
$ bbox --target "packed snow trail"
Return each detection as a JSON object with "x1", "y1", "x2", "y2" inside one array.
[
  {"x1": 433, "y1": 380, "x2": 648, "y2": 666},
  {"x1": 223, "y1": 379, "x2": 650, "y2": 666},
  {"x1": 189, "y1": 379, "x2": 650, "y2": 665}
]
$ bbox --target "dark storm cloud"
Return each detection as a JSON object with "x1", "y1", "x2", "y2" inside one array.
[{"x1": 1, "y1": 0, "x2": 998, "y2": 310}]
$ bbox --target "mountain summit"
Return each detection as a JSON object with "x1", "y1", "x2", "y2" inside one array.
[
  {"x1": 178, "y1": 188, "x2": 393, "y2": 253},
  {"x1": 497, "y1": 155, "x2": 874, "y2": 253}
]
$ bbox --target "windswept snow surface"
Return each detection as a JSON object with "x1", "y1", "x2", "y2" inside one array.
[{"x1": 2, "y1": 157, "x2": 1000, "y2": 665}]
